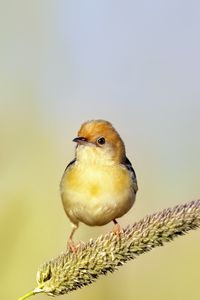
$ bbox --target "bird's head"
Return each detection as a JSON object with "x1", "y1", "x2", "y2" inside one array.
[{"x1": 73, "y1": 120, "x2": 126, "y2": 164}]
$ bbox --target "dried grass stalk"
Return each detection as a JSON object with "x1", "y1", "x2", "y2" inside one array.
[{"x1": 18, "y1": 199, "x2": 200, "y2": 299}]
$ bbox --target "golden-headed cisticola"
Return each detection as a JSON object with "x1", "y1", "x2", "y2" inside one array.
[{"x1": 60, "y1": 120, "x2": 138, "y2": 252}]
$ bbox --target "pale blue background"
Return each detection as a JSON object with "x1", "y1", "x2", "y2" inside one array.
[{"x1": 1, "y1": 1, "x2": 200, "y2": 300}]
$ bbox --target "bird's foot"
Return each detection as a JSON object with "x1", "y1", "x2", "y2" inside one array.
[
  {"x1": 67, "y1": 238, "x2": 77, "y2": 254},
  {"x1": 112, "y1": 221, "x2": 123, "y2": 236}
]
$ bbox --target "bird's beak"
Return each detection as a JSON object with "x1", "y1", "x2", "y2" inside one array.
[{"x1": 73, "y1": 137, "x2": 88, "y2": 145}]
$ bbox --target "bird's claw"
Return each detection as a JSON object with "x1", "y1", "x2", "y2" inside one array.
[
  {"x1": 112, "y1": 223, "x2": 123, "y2": 236},
  {"x1": 67, "y1": 239, "x2": 77, "y2": 254}
]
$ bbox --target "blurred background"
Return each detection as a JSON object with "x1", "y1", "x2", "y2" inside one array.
[{"x1": 1, "y1": 1, "x2": 200, "y2": 299}]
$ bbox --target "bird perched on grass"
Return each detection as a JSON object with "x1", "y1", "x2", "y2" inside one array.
[{"x1": 60, "y1": 120, "x2": 138, "y2": 252}]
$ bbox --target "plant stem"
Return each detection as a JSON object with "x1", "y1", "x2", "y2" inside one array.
[
  {"x1": 18, "y1": 290, "x2": 35, "y2": 300},
  {"x1": 18, "y1": 287, "x2": 43, "y2": 300}
]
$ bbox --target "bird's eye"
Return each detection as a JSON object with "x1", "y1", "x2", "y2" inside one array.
[{"x1": 97, "y1": 137, "x2": 106, "y2": 145}]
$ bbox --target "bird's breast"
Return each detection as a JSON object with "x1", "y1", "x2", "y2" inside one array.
[
  {"x1": 62, "y1": 163, "x2": 131, "y2": 197},
  {"x1": 60, "y1": 162, "x2": 135, "y2": 226}
]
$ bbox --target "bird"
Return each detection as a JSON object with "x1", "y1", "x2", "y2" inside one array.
[{"x1": 60, "y1": 120, "x2": 138, "y2": 252}]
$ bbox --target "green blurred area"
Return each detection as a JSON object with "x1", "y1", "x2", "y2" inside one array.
[
  {"x1": 1, "y1": 99, "x2": 200, "y2": 300},
  {"x1": 1, "y1": 1, "x2": 200, "y2": 300}
]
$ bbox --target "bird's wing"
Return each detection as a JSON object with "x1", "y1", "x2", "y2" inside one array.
[
  {"x1": 64, "y1": 158, "x2": 76, "y2": 172},
  {"x1": 123, "y1": 157, "x2": 138, "y2": 193}
]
